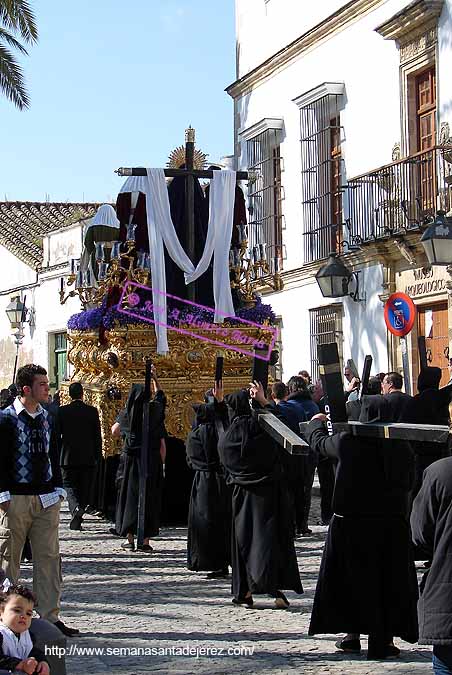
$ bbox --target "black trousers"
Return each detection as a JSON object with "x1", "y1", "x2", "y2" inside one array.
[
  {"x1": 300, "y1": 451, "x2": 317, "y2": 531},
  {"x1": 62, "y1": 466, "x2": 94, "y2": 515}
]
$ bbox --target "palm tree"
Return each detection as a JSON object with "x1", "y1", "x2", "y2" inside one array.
[{"x1": 0, "y1": 0, "x2": 37, "y2": 109}]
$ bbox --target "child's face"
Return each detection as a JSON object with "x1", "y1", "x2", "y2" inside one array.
[{"x1": 0, "y1": 595, "x2": 33, "y2": 633}]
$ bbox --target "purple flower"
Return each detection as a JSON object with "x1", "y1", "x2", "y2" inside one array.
[{"x1": 67, "y1": 297, "x2": 276, "y2": 332}]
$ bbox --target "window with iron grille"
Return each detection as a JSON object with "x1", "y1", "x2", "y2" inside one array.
[
  {"x1": 246, "y1": 126, "x2": 284, "y2": 275},
  {"x1": 295, "y1": 84, "x2": 345, "y2": 263},
  {"x1": 309, "y1": 304, "x2": 343, "y2": 383}
]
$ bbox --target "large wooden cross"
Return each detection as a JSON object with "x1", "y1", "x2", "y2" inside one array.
[
  {"x1": 299, "y1": 341, "x2": 449, "y2": 443},
  {"x1": 116, "y1": 126, "x2": 248, "y2": 302}
]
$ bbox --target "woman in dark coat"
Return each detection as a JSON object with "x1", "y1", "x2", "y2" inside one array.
[
  {"x1": 115, "y1": 378, "x2": 166, "y2": 552},
  {"x1": 305, "y1": 395, "x2": 418, "y2": 659},
  {"x1": 186, "y1": 393, "x2": 231, "y2": 575},
  {"x1": 218, "y1": 383, "x2": 303, "y2": 608},
  {"x1": 411, "y1": 456, "x2": 452, "y2": 674}
]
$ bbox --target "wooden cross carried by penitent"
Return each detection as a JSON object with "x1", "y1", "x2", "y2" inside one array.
[
  {"x1": 115, "y1": 126, "x2": 248, "y2": 302},
  {"x1": 299, "y1": 342, "x2": 449, "y2": 443}
]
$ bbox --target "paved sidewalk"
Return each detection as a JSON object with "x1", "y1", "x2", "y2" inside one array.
[{"x1": 21, "y1": 499, "x2": 432, "y2": 675}]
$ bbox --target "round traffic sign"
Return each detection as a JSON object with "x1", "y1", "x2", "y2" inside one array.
[{"x1": 384, "y1": 292, "x2": 417, "y2": 337}]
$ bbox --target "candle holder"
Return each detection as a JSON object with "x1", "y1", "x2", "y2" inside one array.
[
  {"x1": 95, "y1": 242, "x2": 105, "y2": 262},
  {"x1": 126, "y1": 223, "x2": 137, "y2": 243},
  {"x1": 110, "y1": 241, "x2": 122, "y2": 260},
  {"x1": 59, "y1": 264, "x2": 97, "y2": 309},
  {"x1": 228, "y1": 238, "x2": 284, "y2": 303}
]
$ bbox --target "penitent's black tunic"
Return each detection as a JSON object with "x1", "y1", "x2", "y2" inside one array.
[
  {"x1": 186, "y1": 402, "x2": 231, "y2": 571},
  {"x1": 218, "y1": 401, "x2": 303, "y2": 598},
  {"x1": 305, "y1": 417, "x2": 418, "y2": 642},
  {"x1": 115, "y1": 386, "x2": 166, "y2": 538}
]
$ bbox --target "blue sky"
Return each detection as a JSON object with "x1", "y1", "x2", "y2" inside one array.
[{"x1": 0, "y1": 0, "x2": 236, "y2": 203}]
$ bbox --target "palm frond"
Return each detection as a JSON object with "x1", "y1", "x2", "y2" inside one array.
[
  {"x1": 0, "y1": 42, "x2": 29, "y2": 109},
  {"x1": 0, "y1": 0, "x2": 38, "y2": 43},
  {"x1": 0, "y1": 26, "x2": 28, "y2": 54}
]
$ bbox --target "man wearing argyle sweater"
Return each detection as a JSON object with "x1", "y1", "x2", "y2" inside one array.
[{"x1": 0, "y1": 364, "x2": 78, "y2": 637}]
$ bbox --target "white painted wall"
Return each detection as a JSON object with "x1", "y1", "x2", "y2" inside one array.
[
  {"x1": 0, "y1": 246, "x2": 36, "y2": 292},
  {"x1": 0, "y1": 223, "x2": 85, "y2": 384},
  {"x1": 267, "y1": 263, "x2": 387, "y2": 380},
  {"x1": 43, "y1": 221, "x2": 84, "y2": 268},
  {"x1": 438, "y1": 0, "x2": 452, "y2": 127},
  {"x1": 235, "y1": 0, "x2": 361, "y2": 78},
  {"x1": 233, "y1": 0, "x2": 452, "y2": 380}
]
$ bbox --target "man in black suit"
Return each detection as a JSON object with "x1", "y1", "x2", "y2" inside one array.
[
  {"x1": 381, "y1": 371, "x2": 412, "y2": 421},
  {"x1": 57, "y1": 383, "x2": 102, "y2": 530}
]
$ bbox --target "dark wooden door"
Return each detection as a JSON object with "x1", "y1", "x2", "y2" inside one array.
[
  {"x1": 418, "y1": 301, "x2": 449, "y2": 386},
  {"x1": 416, "y1": 67, "x2": 436, "y2": 211}
]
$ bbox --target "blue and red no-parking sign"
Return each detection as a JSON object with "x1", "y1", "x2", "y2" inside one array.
[{"x1": 384, "y1": 292, "x2": 417, "y2": 337}]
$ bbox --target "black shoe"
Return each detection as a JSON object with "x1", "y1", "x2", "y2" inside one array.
[
  {"x1": 367, "y1": 644, "x2": 400, "y2": 660},
  {"x1": 135, "y1": 544, "x2": 153, "y2": 553},
  {"x1": 53, "y1": 620, "x2": 80, "y2": 638},
  {"x1": 69, "y1": 510, "x2": 83, "y2": 531},
  {"x1": 109, "y1": 527, "x2": 121, "y2": 537},
  {"x1": 301, "y1": 528, "x2": 313, "y2": 536},
  {"x1": 206, "y1": 568, "x2": 229, "y2": 579},
  {"x1": 232, "y1": 595, "x2": 253, "y2": 607},
  {"x1": 84, "y1": 506, "x2": 97, "y2": 515},
  {"x1": 335, "y1": 637, "x2": 362, "y2": 653}
]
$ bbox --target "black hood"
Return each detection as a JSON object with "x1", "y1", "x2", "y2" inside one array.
[{"x1": 359, "y1": 394, "x2": 390, "y2": 424}]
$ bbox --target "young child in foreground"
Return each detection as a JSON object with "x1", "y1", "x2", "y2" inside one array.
[{"x1": 0, "y1": 583, "x2": 50, "y2": 674}]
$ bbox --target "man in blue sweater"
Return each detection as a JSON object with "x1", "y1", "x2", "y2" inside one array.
[{"x1": 0, "y1": 364, "x2": 78, "y2": 637}]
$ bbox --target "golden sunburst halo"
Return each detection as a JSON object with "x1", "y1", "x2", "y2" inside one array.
[{"x1": 167, "y1": 146, "x2": 209, "y2": 170}]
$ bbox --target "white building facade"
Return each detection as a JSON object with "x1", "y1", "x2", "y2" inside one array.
[
  {"x1": 228, "y1": 0, "x2": 452, "y2": 388},
  {"x1": 0, "y1": 203, "x2": 98, "y2": 390}
]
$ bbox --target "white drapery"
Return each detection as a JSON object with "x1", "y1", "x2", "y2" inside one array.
[
  {"x1": 86, "y1": 203, "x2": 120, "y2": 231},
  {"x1": 119, "y1": 168, "x2": 236, "y2": 353}
]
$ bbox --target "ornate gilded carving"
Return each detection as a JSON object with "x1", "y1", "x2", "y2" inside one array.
[{"x1": 64, "y1": 322, "x2": 273, "y2": 453}]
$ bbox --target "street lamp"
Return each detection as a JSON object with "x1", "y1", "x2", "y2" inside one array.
[
  {"x1": 5, "y1": 294, "x2": 29, "y2": 383},
  {"x1": 420, "y1": 211, "x2": 452, "y2": 265},
  {"x1": 315, "y1": 253, "x2": 364, "y2": 302}
]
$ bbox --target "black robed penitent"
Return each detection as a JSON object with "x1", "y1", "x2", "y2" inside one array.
[
  {"x1": 186, "y1": 401, "x2": 231, "y2": 571},
  {"x1": 218, "y1": 391, "x2": 303, "y2": 598},
  {"x1": 115, "y1": 385, "x2": 166, "y2": 538},
  {"x1": 305, "y1": 396, "x2": 418, "y2": 642}
]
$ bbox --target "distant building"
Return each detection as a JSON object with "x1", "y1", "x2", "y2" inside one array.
[
  {"x1": 0, "y1": 202, "x2": 99, "y2": 389},
  {"x1": 228, "y1": 0, "x2": 452, "y2": 389}
]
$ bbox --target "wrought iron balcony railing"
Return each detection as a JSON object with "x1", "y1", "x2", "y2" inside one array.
[{"x1": 303, "y1": 145, "x2": 452, "y2": 262}]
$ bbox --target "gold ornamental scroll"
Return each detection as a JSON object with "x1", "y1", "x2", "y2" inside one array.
[{"x1": 61, "y1": 322, "x2": 274, "y2": 455}]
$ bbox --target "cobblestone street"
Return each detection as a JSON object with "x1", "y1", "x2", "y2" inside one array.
[{"x1": 21, "y1": 498, "x2": 432, "y2": 675}]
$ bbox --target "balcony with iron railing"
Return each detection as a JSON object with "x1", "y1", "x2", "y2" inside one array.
[{"x1": 303, "y1": 145, "x2": 452, "y2": 263}]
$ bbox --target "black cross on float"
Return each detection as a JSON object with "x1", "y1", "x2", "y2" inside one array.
[{"x1": 115, "y1": 126, "x2": 248, "y2": 302}]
